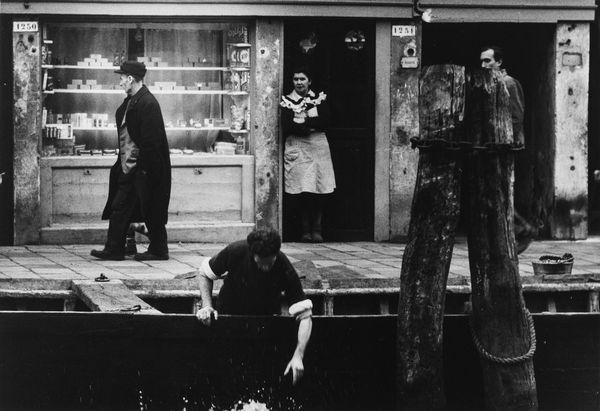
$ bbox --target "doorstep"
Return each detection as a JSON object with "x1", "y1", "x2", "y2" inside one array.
[{"x1": 39, "y1": 221, "x2": 255, "y2": 244}]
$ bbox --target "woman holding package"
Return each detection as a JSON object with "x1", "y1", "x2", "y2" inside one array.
[{"x1": 281, "y1": 67, "x2": 336, "y2": 242}]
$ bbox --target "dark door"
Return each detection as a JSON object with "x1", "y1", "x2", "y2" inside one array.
[
  {"x1": 283, "y1": 20, "x2": 375, "y2": 241},
  {"x1": 0, "y1": 17, "x2": 13, "y2": 245}
]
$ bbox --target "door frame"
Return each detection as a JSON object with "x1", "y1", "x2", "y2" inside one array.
[
  {"x1": 0, "y1": 16, "x2": 14, "y2": 245},
  {"x1": 280, "y1": 18, "x2": 381, "y2": 242}
]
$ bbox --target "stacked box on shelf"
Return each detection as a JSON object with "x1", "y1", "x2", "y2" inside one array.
[{"x1": 77, "y1": 54, "x2": 112, "y2": 67}]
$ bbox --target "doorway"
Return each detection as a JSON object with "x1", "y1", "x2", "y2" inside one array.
[
  {"x1": 422, "y1": 23, "x2": 556, "y2": 237},
  {"x1": 282, "y1": 19, "x2": 375, "y2": 242}
]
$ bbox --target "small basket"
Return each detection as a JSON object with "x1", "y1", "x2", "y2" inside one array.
[{"x1": 532, "y1": 253, "x2": 574, "y2": 276}]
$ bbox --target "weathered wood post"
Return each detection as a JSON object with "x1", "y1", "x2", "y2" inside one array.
[
  {"x1": 464, "y1": 68, "x2": 538, "y2": 410},
  {"x1": 397, "y1": 65, "x2": 465, "y2": 410}
]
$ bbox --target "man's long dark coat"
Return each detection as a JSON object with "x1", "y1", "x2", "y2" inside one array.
[{"x1": 102, "y1": 85, "x2": 171, "y2": 226}]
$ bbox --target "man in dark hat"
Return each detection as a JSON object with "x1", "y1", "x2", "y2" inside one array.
[{"x1": 91, "y1": 61, "x2": 171, "y2": 261}]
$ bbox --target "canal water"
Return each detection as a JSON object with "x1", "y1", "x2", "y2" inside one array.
[{"x1": 0, "y1": 312, "x2": 598, "y2": 410}]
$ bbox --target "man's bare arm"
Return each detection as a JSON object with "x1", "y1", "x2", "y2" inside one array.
[{"x1": 284, "y1": 316, "x2": 312, "y2": 384}]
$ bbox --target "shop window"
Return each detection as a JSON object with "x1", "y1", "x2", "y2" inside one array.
[{"x1": 41, "y1": 21, "x2": 250, "y2": 157}]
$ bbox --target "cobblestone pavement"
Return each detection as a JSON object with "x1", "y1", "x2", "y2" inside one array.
[{"x1": 0, "y1": 237, "x2": 598, "y2": 283}]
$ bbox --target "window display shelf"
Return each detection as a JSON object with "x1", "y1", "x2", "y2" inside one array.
[
  {"x1": 44, "y1": 89, "x2": 244, "y2": 95},
  {"x1": 42, "y1": 22, "x2": 251, "y2": 156},
  {"x1": 42, "y1": 64, "x2": 231, "y2": 71},
  {"x1": 71, "y1": 126, "x2": 233, "y2": 132}
]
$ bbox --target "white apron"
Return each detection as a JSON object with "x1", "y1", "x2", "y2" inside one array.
[{"x1": 284, "y1": 131, "x2": 336, "y2": 194}]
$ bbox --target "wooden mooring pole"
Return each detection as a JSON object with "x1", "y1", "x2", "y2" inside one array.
[
  {"x1": 464, "y1": 69, "x2": 538, "y2": 410},
  {"x1": 397, "y1": 65, "x2": 464, "y2": 410}
]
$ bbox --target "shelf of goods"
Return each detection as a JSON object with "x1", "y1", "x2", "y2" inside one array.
[{"x1": 38, "y1": 22, "x2": 254, "y2": 243}]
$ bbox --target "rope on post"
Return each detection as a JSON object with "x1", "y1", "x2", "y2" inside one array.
[{"x1": 469, "y1": 309, "x2": 537, "y2": 364}]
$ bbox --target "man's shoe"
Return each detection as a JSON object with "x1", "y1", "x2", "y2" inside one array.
[
  {"x1": 134, "y1": 251, "x2": 169, "y2": 261},
  {"x1": 90, "y1": 249, "x2": 125, "y2": 261},
  {"x1": 311, "y1": 232, "x2": 324, "y2": 243}
]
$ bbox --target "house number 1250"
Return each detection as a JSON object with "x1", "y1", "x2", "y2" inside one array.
[{"x1": 13, "y1": 21, "x2": 38, "y2": 32}]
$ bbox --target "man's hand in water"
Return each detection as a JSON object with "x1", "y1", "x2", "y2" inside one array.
[
  {"x1": 284, "y1": 354, "x2": 304, "y2": 385},
  {"x1": 196, "y1": 306, "x2": 218, "y2": 326}
]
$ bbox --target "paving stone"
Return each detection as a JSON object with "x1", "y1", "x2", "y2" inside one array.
[
  {"x1": 346, "y1": 259, "x2": 390, "y2": 269},
  {"x1": 0, "y1": 261, "x2": 22, "y2": 267},
  {"x1": 93, "y1": 260, "x2": 148, "y2": 268},
  {"x1": 344, "y1": 266, "x2": 386, "y2": 278},
  {"x1": 370, "y1": 258, "x2": 402, "y2": 267},
  {"x1": 313, "y1": 260, "x2": 346, "y2": 268},
  {"x1": 164, "y1": 267, "x2": 198, "y2": 276},
  {"x1": 172, "y1": 256, "x2": 209, "y2": 266},
  {"x1": 0, "y1": 266, "x2": 34, "y2": 272},
  {"x1": 25, "y1": 245, "x2": 65, "y2": 251},
  {"x1": 288, "y1": 243, "x2": 328, "y2": 252},
  {"x1": 312, "y1": 251, "x2": 351, "y2": 261},
  {"x1": 322, "y1": 265, "x2": 364, "y2": 279},
  {"x1": 10, "y1": 257, "x2": 54, "y2": 265},
  {"x1": 325, "y1": 243, "x2": 370, "y2": 253},
  {"x1": 280, "y1": 245, "x2": 310, "y2": 254},
  {"x1": 31, "y1": 268, "x2": 77, "y2": 275},
  {"x1": 369, "y1": 267, "x2": 400, "y2": 277},
  {"x1": 181, "y1": 243, "x2": 226, "y2": 251},
  {"x1": 125, "y1": 272, "x2": 175, "y2": 279},
  {"x1": 38, "y1": 273, "x2": 87, "y2": 280},
  {"x1": 1, "y1": 239, "x2": 600, "y2": 289},
  {"x1": 143, "y1": 260, "x2": 192, "y2": 268},
  {"x1": 1, "y1": 272, "x2": 41, "y2": 279}
]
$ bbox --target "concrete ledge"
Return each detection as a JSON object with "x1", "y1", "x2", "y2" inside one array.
[{"x1": 40, "y1": 221, "x2": 255, "y2": 244}]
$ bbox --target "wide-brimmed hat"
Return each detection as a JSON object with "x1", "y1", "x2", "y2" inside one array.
[{"x1": 115, "y1": 61, "x2": 147, "y2": 78}]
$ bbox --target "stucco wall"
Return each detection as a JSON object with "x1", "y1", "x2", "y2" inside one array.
[
  {"x1": 253, "y1": 19, "x2": 283, "y2": 231},
  {"x1": 389, "y1": 22, "x2": 421, "y2": 241},
  {"x1": 552, "y1": 22, "x2": 590, "y2": 239},
  {"x1": 13, "y1": 24, "x2": 41, "y2": 245}
]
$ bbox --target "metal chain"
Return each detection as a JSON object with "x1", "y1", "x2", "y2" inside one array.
[
  {"x1": 469, "y1": 308, "x2": 537, "y2": 364},
  {"x1": 410, "y1": 137, "x2": 524, "y2": 153}
]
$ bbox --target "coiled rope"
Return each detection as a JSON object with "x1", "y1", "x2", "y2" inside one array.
[{"x1": 470, "y1": 309, "x2": 536, "y2": 364}]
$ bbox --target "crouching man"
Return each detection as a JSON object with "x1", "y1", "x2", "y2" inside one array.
[{"x1": 196, "y1": 228, "x2": 313, "y2": 385}]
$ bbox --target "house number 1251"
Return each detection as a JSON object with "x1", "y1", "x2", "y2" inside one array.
[{"x1": 392, "y1": 25, "x2": 415, "y2": 37}]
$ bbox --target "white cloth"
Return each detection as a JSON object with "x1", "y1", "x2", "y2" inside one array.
[{"x1": 284, "y1": 131, "x2": 336, "y2": 194}]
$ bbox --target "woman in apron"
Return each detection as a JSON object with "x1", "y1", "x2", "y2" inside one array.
[{"x1": 281, "y1": 67, "x2": 336, "y2": 242}]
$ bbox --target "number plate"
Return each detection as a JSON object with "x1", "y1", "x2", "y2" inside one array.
[
  {"x1": 13, "y1": 21, "x2": 38, "y2": 32},
  {"x1": 392, "y1": 25, "x2": 415, "y2": 37}
]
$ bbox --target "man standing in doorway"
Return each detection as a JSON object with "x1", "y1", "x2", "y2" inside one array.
[
  {"x1": 91, "y1": 61, "x2": 171, "y2": 261},
  {"x1": 480, "y1": 46, "x2": 536, "y2": 254}
]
